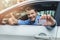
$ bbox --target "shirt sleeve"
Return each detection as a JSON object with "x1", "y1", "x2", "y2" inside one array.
[{"x1": 17, "y1": 20, "x2": 30, "y2": 25}]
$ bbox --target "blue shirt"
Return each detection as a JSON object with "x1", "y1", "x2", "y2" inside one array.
[{"x1": 18, "y1": 15, "x2": 40, "y2": 25}]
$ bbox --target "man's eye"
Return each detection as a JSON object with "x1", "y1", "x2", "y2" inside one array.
[{"x1": 31, "y1": 13, "x2": 34, "y2": 14}]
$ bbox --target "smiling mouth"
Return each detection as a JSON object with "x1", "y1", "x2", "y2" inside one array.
[{"x1": 29, "y1": 18, "x2": 35, "y2": 21}]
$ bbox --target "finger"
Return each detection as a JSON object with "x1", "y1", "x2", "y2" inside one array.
[
  {"x1": 47, "y1": 15, "x2": 51, "y2": 20},
  {"x1": 44, "y1": 14, "x2": 47, "y2": 19},
  {"x1": 47, "y1": 15, "x2": 54, "y2": 22},
  {"x1": 40, "y1": 14, "x2": 47, "y2": 19}
]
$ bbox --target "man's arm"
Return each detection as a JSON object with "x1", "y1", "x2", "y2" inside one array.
[
  {"x1": 8, "y1": 13, "x2": 18, "y2": 25},
  {"x1": 8, "y1": 13, "x2": 29, "y2": 25},
  {"x1": 0, "y1": 1, "x2": 29, "y2": 14}
]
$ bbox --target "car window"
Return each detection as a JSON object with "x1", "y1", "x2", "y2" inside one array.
[{"x1": 0, "y1": 1, "x2": 58, "y2": 25}]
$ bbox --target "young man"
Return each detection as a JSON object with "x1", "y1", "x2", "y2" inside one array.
[{"x1": 8, "y1": 7, "x2": 56, "y2": 29}]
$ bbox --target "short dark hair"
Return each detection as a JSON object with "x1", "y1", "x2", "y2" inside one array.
[{"x1": 25, "y1": 6, "x2": 37, "y2": 12}]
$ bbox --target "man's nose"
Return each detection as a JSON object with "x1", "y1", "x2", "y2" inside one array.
[{"x1": 29, "y1": 15, "x2": 33, "y2": 17}]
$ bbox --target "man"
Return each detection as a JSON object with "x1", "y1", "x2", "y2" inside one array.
[{"x1": 8, "y1": 7, "x2": 56, "y2": 30}]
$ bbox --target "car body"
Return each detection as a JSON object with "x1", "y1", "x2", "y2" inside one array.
[{"x1": 0, "y1": 0, "x2": 60, "y2": 40}]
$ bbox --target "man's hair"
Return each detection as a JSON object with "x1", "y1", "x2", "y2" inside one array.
[{"x1": 25, "y1": 6, "x2": 37, "y2": 12}]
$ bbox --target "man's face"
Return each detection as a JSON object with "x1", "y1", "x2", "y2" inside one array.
[{"x1": 26, "y1": 9, "x2": 37, "y2": 21}]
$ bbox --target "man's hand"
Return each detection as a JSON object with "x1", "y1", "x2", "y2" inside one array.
[
  {"x1": 40, "y1": 14, "x2": 56, "y2": 26},
  {"x1": 8, "y1": 13, "x2": 18, "y2": 25}
]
